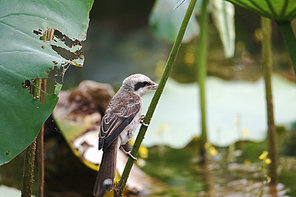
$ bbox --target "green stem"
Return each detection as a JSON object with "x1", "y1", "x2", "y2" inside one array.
[
  {"x1": 197, "y1": 0, "x2": 208, "y2": 161},
  {"x1": 261, "y1": 17, "x2": 278, "y2": 185},
  {"x1": 113, "y1": 0, "x2": 197, "y2": 196},
  {"x1": 278, "y1": 21, "x2": 296, "y2": 76}
]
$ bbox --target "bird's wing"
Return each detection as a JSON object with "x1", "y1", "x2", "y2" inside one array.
[{"x1": 99, "y1": 95, "x2": 141, "y2": 151}]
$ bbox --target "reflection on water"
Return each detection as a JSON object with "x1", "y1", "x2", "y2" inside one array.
[{"x1": 201, "y1": 157, "x2": 213, "y2": 197}]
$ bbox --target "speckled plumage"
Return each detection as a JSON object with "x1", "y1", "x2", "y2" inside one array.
[
  {"x1": 98, "y1": 90, "x2": 142, "y2": 151},
  {"x1": 93, "y1": 74, "x2": 157, "y2": 197}
]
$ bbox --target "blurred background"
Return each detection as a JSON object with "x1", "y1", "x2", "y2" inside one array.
[{"x1": 1, "y1": 0, "x2": 296, "y2": 196}]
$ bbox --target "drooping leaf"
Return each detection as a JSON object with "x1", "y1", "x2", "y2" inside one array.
[
  {"x1": 149, "y1": 0, "x2": 199, "y2": 43},
  {"x1": 226, "y1": 0, "x2": 296, "y2": 75},
  {"x1": 0, "y1": 0, "x2": 94, "y2": 165},
  {"x1": 211, "y1": 0, "x2": 235, "y2": 58},
  {"x1": 226, "y1": 0, "x2": 296, "y2": 22}
]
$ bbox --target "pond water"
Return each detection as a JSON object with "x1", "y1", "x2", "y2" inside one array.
[
  {"x1": 141, "y1": 75, "x2": 296, "y2": 148},
  {"x1": 1, "y1": 134, "x2": 296, "y2": 196},
  {"x1": 142, "y1": 139, "x2": 296, "y2": 196}
]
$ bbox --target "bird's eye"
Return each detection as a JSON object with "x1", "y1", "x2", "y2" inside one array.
[
  {"x1": 134, "y1": 81, "x2": 150, "y2": 91},
  {"x1": 143, "y1": 81, "x2": 149, "y2": 86}
]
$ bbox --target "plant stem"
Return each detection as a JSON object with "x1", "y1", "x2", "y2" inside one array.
[
  {"x1": 201, "y1": 156, "x2": 212, "y2": 195},
  {"x1": 261, "y1": 17, "x2": 278, "y2": 185},
  {"x1": 278, "y1": 21, "x2": 296, "y2": 76},
  {"x1": 21, "y1": 139, "x2": 37, "y2": 197},
  {"x1": 113, "y1": 0, "x2": 197, "y2": 196},
  {"x1": 21, "y1": 78, "x2": 42, "y2": 197},
  {"x1": 37, "y1": 124, "x2": 44, "y2": 197},
  {"x1": 37, "y1": 79, "x2": 46, "y2": 197},
  {"x1": 197, "y1": 0, "x2": 209, "y2": 162}
]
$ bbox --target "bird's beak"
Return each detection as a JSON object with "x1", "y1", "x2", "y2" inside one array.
[{"x1": 150, "y1": 82, "x2": 158, "y2": 90}]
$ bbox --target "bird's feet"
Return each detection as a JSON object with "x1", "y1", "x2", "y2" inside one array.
[
  {"x1": 120, "y1": 146, "x2": 137, "y2": 160},
  {"x1": 140, "y1": 115, "x2": 149, "y2": 127}
]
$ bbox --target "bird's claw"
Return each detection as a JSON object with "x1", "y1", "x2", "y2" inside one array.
[
  {"x1": 120, "y1": 146, "x2": 137, "y2": 160},
  {"x1": 140, "y1": 115, "x2": 149, "y2": 127},
  {"x1": 126, "y1": 151, "x2": 137, "y2": 160}
]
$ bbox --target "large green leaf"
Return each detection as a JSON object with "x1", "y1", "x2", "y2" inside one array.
[
  {"x1": 226, "y1": 0, "x2": 296, "y2": 76},
  {"x1": 211, "y1": 0, "x2": 235, "y2": 58},
  {"x1": 226, "y1": 0, "x2": 296, "y2": 22},
  {"x1": 149, "y1": 0, "x2": 199, "y2": 43},
  {"x1": 0, "y1": 0, "x2": 93, "y2": 165}
]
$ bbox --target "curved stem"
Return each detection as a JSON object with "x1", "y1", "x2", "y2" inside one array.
[
  {"x1": 278, "y1": 21, "x2": 296, "y2": 77},
  {"x1": 113, "y1": 0, "x2": 197, "y2": 196}
]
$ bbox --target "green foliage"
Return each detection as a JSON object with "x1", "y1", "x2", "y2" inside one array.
[
  {"x1": 149, "y1": 0, "x2": 236, "y2": 57},
  {"x1": 226, "y1": 0, "x2": 296, "y2": 22},
  {"x1": 0, "y1": 0, "x2": 93, "y2": 165},
  {"x1": 278, "y1": 22, "x2": 296, "y2": 76},
  {"x1": 226, "y1": 0, "x2": 296, "y2": 79},
  {"x1": 211, "y1": 0, "x2": 235, "y2": 58},
  {"x1": 149, "y1": 0, "x2": 199, "y2": 43}
]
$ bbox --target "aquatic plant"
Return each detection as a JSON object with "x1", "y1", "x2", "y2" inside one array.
[
  {"x1": 261, "y1": 16, "x2": 278, "y2": 185},
  {"x1": 226, "y1": 0, "x2": 296, "y2": 76}
]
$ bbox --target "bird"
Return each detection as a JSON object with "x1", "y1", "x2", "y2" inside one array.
[{"x1": 93, "y1": 74, "x2": 158, "y2": 197}]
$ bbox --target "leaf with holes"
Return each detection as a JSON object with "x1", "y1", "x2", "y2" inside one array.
[{"x1": 0, "y1": 0, "x2": 94, "y2": 165}]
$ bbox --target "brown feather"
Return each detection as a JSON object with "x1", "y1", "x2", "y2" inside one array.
[
  {"x1": 93, "y1": 138, "x2": 118, "y2": 197},
  {"x1": 98, "y1": 90, "x2": 141, "y2": 151}
]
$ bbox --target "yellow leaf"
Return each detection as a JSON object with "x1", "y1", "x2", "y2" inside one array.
[
  {"x1": 259, "y1": 151, "x2": 268, "y2": 160},
  {"x1": 265, "y1": 158, "x2": 272, "y2": 165}
]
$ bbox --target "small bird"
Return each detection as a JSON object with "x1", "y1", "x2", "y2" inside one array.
[{"x1": 93, "y1": 74, "x2": 158, "y2": 197}]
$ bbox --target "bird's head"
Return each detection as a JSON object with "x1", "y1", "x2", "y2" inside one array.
[{"x1": 122, "y1": 74, "x2": 158, "y2": 96}]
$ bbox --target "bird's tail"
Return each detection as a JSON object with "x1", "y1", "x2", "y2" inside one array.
[{"x1": 93, "y1": 139, "x2": 118, "y2": 197}]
